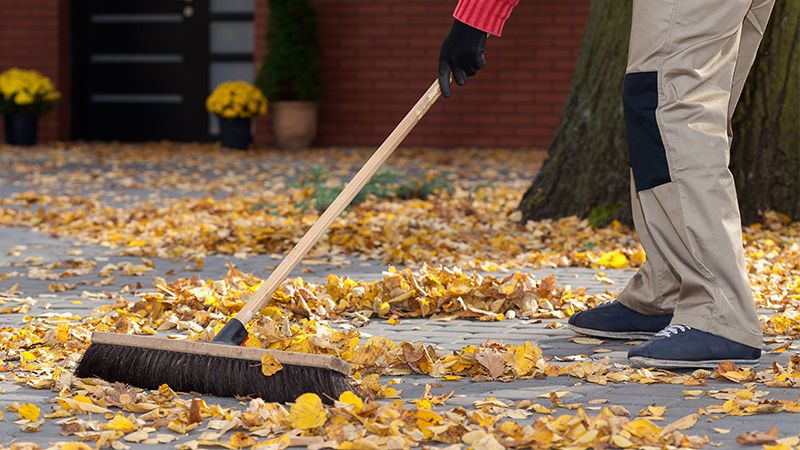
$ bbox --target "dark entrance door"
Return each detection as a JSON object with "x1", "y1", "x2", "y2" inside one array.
[{"x1": 73, "y1": 0, "x2": 209, "y2": 141}]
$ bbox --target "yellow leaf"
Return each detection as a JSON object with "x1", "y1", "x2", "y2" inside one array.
[
  {"x1": 338, "y1": 391, "x2": 363, "y2": 413},
  {"x1": 20, "y1": 351, "x2": 35, "y2": 362},
  {"x1": 230, "y1": 432, "x2": 257, "y2": 448},
  {"x1": 167, "y1": 419, "x2": 197, "y2": 434},
  {"x1": 611, "y1": 434, "x2": 634, "y2": 448},
  {"x1": 629, "y1": 248, "x2": 646, "y2": 265},
  {"x1": 105, "y1": 414, "x2": 136, "y2": 432},
  {"x1": 776, "y1": 437, "x2": 800, "y2": 446},
  {"x1": 660, "y1": 413, "x2": 699, "y2": 437},
  {"x1": 378, "y1": 302, "x2": 390, "y2": 317},
  {"x1": 260, "y1": 353, "x2": 283, "y2": 377},
  {"x1": 638, "y1": 405, "x2": 666, "y2": 417},
  {"x1": 415, "y1": 398, "x2": 432, "y2": 410},
  {"x1": 288, "y1": 393, "x2": 327, "y2": 429},
  {"x1": 510, "y1": 341, "x2": 540, "y2": 376},
  {"x1": 73, "y1": 395, "x2": 93, "y2": 404},
  {"x1": 57, "y1": 397, "x2": 110, "y2": 414},
  {"x1": 763, "y1": 445, "x2": 792, "y2": 450},
  {"x1": 532, "y1": 404, "x2": 553, "y2": 414},
  {"x1": 18, "y1": 403, "x2": 40, "y2": 421},
  {"x1": 158, "y1": 383, "x2": 176, "y2": 400},
  {"x1": 624, "y1": 418, "x2": 661, "y2": 438},
  {"x1": 597, "y1": 250, "x2": 629, "y2": 268},
  {"x1": 59, "y1": 444, "x2": 93, "y2": 450}
]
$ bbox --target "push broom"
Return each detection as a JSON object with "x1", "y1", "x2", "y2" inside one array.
[{"x1": 75, "y1": 79, "x2": 446, "y2": 403}]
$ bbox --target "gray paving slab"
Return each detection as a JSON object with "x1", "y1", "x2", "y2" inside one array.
[{"x1": 1, "y1": 153, "x2": 798, "y2": 449}]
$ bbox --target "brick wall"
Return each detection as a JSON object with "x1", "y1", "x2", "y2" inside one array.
[
  {"x1": 255, "y1": 0, "x2": 589, "y2": 148},
  {"x1": 0, "y1": 0, "x2": 71, "y2": 142},
  {"x1": 0, "y1": 1, "x2": 587, "y2": 147}
]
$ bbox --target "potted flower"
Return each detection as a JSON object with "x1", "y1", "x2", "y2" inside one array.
[
  {"x1": 0, "y1": 68, "x2": 60, "y2": 146},
  {"x1": 206, "y1": 81, "x2": 268, "y2": 150},
  {"x1": 256, "y1": 0, "x2": 320, "y2": 150}
]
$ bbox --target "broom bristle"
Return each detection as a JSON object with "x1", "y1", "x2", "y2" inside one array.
[{"x1": 76, "y1": 343, "x2": 352, "y2": 403}]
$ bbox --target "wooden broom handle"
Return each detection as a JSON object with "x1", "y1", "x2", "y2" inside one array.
[{"x1": 236, "y1": 79, "x2": 444, "y2": 324}]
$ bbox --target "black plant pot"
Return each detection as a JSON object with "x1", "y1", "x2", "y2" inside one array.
[
  {"x1": 4, "y1": 113, "x2": 38, "y2": 146},
  {"x1": 219, "y1": 117, "x2": 252, "y2": 150}
]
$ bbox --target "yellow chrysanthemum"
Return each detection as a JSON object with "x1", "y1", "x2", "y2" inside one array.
[
  {"x1": 0, "y1": 68, "x2": 60, "y2": 109},
  {"x1": 206, "y1": 81, "x2": 268, "y2": 119}
]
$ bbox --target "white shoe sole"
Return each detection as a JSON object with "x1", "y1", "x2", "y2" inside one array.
[
  {"x1": 629, "y1": 356, "x2": 760, "y2": 370},
  {"x1": 568, "y1": 324, "x2": 656, "y2": 340}
]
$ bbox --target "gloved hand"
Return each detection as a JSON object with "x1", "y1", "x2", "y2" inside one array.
[{"x1": 438, "y1": 19, "x2": 488, "y2": 98}]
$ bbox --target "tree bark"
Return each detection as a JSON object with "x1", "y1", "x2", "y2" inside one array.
[
  {"x1": 730, "y1": 0, "x2": 800, "y2": 224},
  {"x1": 519, "y1": 0, "x2": 799, "y2": 226}
]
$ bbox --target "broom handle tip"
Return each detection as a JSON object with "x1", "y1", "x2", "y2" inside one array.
[{"x1": 236, "y1": 79, "x2": 443, "y2": 325}]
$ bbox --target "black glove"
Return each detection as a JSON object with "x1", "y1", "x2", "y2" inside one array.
[{"x1": 438, "y1": 19, "x2": 488, "y2": 98}]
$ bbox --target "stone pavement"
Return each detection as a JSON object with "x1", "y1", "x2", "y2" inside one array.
[
  {"x1": 0, "y1": 226, "x2": 797, "y2": 449},
  {"x1": 0, "y1": 147, "x2": 797, "y2": 449}
]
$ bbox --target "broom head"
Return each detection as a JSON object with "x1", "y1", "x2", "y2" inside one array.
[{"x1": 76, "y1": 332, "x2": 352, "y2": 403}]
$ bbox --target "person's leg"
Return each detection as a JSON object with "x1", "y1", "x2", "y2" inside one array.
[
  {"x1": 567, "y1": 2, "x2": 682, "y2": 340},
  {"x1": 568, "y1": 172, "x2": 677, "y2": 339},
  {"x1": 727, "y1": 0, "x2": 776, "y2": 136},
  {"x1": 616, "y1": 171, "x2": 680, "y2": 316},
  {"x1": 624, "y1": 0, "x2": 775, "y2": 367}
]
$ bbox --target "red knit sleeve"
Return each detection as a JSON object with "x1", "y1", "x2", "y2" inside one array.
[{"x1": 453, "y1": 0, "x2": 519, "y2": 36}]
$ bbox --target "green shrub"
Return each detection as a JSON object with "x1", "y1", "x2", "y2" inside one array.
[{"x1": 256, "y1": 0, "x2": 320, "y2": 101}]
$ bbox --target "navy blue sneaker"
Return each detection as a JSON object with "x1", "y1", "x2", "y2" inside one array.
[
  {"x1": 628, "y1": 325, "x2": 761, "y2": 369},
  {"x1": 567, "y1": 300, "x2": 673, "y2": 339}
]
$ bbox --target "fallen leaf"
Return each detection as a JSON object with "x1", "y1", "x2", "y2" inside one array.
[
  {"x1": 105, "y1": 414, "x2": 137, "y2": 432},
  {"x1": 261, "y1": 353, "x2": 283, "y2": 377},
  {"x1": 59, "y1": 444, "x2": 93, "y2": 450},
  {"x1": 475, "y1": 350, "x2": 505, "y2": 378},
  {"x1": 659, "y1": 413, "x2": 698, "y2": 436},
  {"x1": 338, "y1": 391, "x2": 363, "y2": 413},
  {"x1": 736, "y1": 426, "x2": 779, "y2": 445},
  {"x1": 188, "y1": 398, "x2": 203, "y2": 424},
  {"x1": 571, "y1": 337, "x2": 605, "y2": 345},
  {"x1": 230, "y1": 432, "x2": 257, "y2": 448},
  {"x1": 288, "y1": 393, "x2": 327, "y2": 430},
  {"x1": 17, "y1": 403, "x2": 40, "y2": 422}
]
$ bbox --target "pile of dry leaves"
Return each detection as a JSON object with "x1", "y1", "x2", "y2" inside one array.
[{"x1": 1, "y1": 264, "x2": 798, "y2": 449}]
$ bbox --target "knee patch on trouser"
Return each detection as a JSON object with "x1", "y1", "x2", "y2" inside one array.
[{"x1": 623, "y1": 72, "x2": 671, "y2": 191}]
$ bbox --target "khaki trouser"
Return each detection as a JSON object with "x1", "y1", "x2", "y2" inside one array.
[{"x1": 616, "y1": 0, "x2": 775, "y2": 348}]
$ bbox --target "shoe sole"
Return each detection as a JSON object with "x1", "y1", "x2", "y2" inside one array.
[
  {"x1": 567, "y1": 324, "x2": 656, "y2": 340},
  {"x1": 629, "y1": 356, "x2": 760, "y2": 370}
]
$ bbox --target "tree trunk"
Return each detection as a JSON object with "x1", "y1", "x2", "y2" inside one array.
[
  {"x1": 730, "y1": 1, "x2": 800, "y2": 224},
  {"x1": 519, "y1": 0, "x2": 799, "y2": 226}
]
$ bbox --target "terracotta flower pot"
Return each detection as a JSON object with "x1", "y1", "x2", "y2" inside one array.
[{"x1": 271, "y1": 101, "x2": 318, "y2": 150}]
